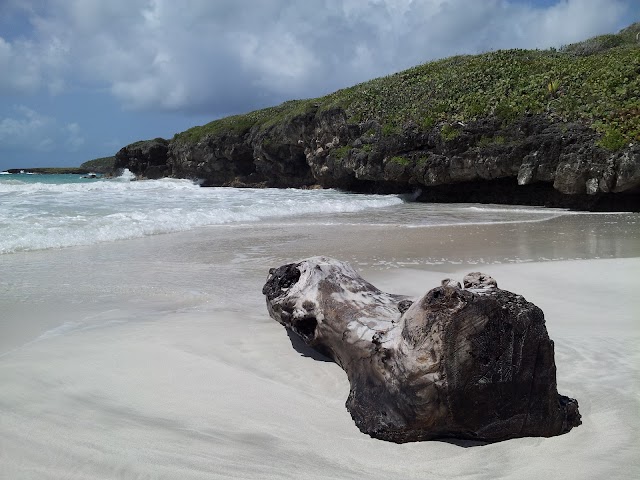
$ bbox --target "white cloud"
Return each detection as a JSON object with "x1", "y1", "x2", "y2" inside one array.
[
  {"x1": 64, "y1": 122, "x2": 85, "y2": 151},
  {"x1": 0, "y1": 12, "x2": 68, "y2": 95},
  {"x1": 235, "y1": 29, "x2": 319, "y2": 91},
  {"x1": 0, "y1": 0, "x2": 636, "y2": 115},
  {"x1": 0, "y1": 106, "x2": 84, "y2": 153}
]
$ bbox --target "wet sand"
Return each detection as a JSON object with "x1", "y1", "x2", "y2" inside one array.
[{"x1": 0, "y1": 211, "x2": 639, "y2": 479}]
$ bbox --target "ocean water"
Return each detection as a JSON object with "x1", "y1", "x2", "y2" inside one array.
[
  {"x1": 1, "y1": 170, "x2": 622, "y2": 256},
  {"x1": 0, "y1": 171, "x2": 406, "y2": 254}
]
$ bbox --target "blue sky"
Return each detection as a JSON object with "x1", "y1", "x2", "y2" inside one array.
[{"x1": 0, "y1": 0, "x2": 638, "y2": 170}]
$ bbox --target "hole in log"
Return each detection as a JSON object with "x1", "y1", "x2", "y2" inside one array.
[{"x1": 295, "y1": 316, "x2": 318, "y2": 341}]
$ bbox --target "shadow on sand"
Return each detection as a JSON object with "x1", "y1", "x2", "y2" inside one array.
[{"x1": 286, "y1": 329, "x2": 333, "y2": 362}]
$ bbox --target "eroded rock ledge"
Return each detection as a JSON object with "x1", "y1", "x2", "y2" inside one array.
[
  {"x1": 263, "y1": 257, "x2": 581, "y2": 443},
  {"x1": 114, "y1": 113, "x2": 640, "y2": 211}
]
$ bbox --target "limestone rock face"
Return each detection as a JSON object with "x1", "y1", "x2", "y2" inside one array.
[
  {"x1": 263, "y1": 257, "x2": 581, "y2": 443},
  {"x1": 613, "y1": 145, "x2": 640, "y2": 192},
  {"x1": 113, "y1": 111, "x2": 639, "y2": 211}
]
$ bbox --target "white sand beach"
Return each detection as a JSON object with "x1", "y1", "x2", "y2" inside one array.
[{"x1": 1, "y1": 213, "x2": 639, "y2": 479}]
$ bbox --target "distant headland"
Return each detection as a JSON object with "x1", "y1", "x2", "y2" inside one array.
[
  {"x1": 3, "y1": 156, "x2": 116, "y2": 175},
  {"x1": 4, "y1": 167, "x2": 92, "y2": 175}
]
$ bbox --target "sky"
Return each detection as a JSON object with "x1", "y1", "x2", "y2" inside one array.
[{"x1": 0, "y1": 0, "x2": 638, "y2": 170}]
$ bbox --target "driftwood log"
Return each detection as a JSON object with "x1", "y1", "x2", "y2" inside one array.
[{"x1": 263, "y1": 256, "x2": 581, "y2": 443}]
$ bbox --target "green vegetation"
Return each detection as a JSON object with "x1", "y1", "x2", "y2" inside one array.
[
  {"x1": 361, "y1": 143, "x2": 374, "y2": 152},
  {"x1": 560, "y1": 32, "x2": 631, "y2": 56},
  {"x1": 477, "y1": 135, "x2": 507, "y2": 148},
  {"x1": 80, "y1": 156, "x2": 116, "y2": 172},
  {"x1": 389, "y1": 156, "x2": 410, "y2": 166},
  {"x1": 334, "y1": 145, "x2": 351, "y2": 159},
  {"x1": 125, "y1": 138, "x2": 166, "y2": 149},
  {"x1": 382, "y1": 122, "x2": 401, "y2": 136},
  {"x1": 174, "y1": 99, "x2": 319, "y2": 143},
  {"x1": 597, "y1": 128, "x2": 628, "y2": 151},
  {"x1": 440, "y1": 124, "x2": 460, "y2": 141},
  {"x1": 173, "y1": 23, "x2": 640, "y2": 150},
  {"x1": 420, "y1": 115, "x2": 436, "y2": 129},
  {"x1": 547, "y1": 79, "x2": 561, "y2": 97}
]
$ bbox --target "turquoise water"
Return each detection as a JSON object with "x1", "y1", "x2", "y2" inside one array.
[{"x1": 0, "y1": 172, "x2": 104, "y2": 184}]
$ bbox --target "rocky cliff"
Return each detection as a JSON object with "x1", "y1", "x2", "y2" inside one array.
[
  {"x1": 115, "y1": 109, "x2": 640, "y2": 211},
  {"x1": 115, "y1": 24, "x2": 640, "y2": 211}
]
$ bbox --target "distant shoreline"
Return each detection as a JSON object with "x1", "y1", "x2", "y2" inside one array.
[{"x1": 3, "y1": 167, "x2": 91, "y2": 175}]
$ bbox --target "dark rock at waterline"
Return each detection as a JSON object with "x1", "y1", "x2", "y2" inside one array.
[
  {"x1": 263, "y1": 257, "x2": 581, "y2": 443},
  {"x1": 114, "y1": 138, "x2": 170, "y2": 179},
  {"x1": 169, "y1": 109, "x2": 320, "y2": 188}
]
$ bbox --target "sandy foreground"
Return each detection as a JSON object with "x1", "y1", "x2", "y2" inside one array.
[{"x1": 0, "y1": 218, "x2": 639, "y2": 479}]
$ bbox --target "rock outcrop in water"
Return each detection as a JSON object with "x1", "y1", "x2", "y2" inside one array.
[
  {"x1": 262, "y1": 257, "x2": 581, "y2": 443},
  {"x1": 114, "y1": 138, "x2": 170, "y2": 180}
]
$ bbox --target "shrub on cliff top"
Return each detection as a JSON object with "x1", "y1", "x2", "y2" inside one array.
[
  {"x1": 174, "y1": 99, "x2": 318, "y2": 143},
  {"x1": 440, "y1": 124, "x2": 460, "y2": 141}
]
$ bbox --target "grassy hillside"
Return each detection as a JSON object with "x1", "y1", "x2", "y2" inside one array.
[
  {"x1": 80, "y1": 156, "x2": 116, "y2": 173},
  {"x1": 175, "y1": 23, "x2": 639, "y2": 151}
]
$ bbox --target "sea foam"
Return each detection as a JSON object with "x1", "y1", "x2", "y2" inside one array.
[{"x1": 0, "y1": 175, "x2": 404, "y2": 254}]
